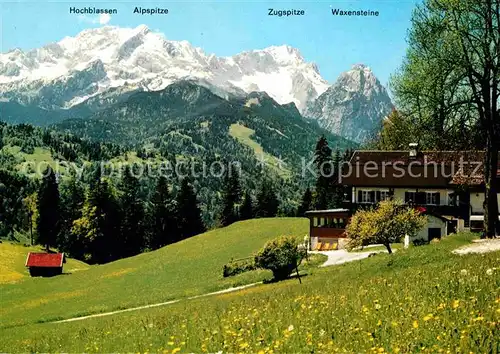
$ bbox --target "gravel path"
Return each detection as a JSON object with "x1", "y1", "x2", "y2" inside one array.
[
  {"x1": 453, "y1": 238, "x2": 500, "y2": 255},
  {"x1": 310, "y1": 249, "x2": 389, "y2": 267}
]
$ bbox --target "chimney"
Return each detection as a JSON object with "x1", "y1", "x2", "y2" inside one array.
[{"x1": 409, "y1": 143, "x2": 419, "y2": 158}]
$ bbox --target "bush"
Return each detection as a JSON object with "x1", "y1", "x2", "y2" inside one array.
[
  {"x1": 254, "y1": 235, "x2": 304, "y2": 281},
  {"x1": 223, "y1": 258, "x2": 257, "y2": 277}
]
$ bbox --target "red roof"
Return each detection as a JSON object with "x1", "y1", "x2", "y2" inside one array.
[{"x1": 25, "y1": 253, "x2": 64, "y2": 268}]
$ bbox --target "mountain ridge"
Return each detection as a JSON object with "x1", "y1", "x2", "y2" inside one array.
[{"x1": 0, "y1": 25, "x2": 329, "y2": 112}]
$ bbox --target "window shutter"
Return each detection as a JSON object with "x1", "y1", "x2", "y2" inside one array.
[
  {"x1": 405, "y1": 192, "x2": 409, "y2": 203},
  {"x1": 416, "y1": 192, "x2": 426, "y2": 204},
  {"x1": 369, "y1": 191, "x2": 375, "y2": 203},
  {"x1": 358, "y1": 190, "x2": 362, "y2": 202},
  {"x1": 376, "y1": 191, "x2": 381, "y2": 202},
  {"x1": 435, "y1": 192, "x2": 441, "y2": 205}
]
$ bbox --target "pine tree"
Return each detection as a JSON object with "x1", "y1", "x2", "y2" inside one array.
[
  {"x1": 219, "y1": 169, "x2": 241, "y2": 226},
  {"x1": 36, "y1": 167, "x2": 60, "y2": 251},
  {"x1": 58, "y1": 176, "x2": 85, "y2": 254},
  {"x1": 87, "y1": 176, "x2": 121, "y2": 263},
  {"x1": 150, "y1": 176, "x2": 178, "y2": 249},
  {"x1": 119, "y1": 165, "x2": 146, "y2": 258},
  {"x1": 332, "y1": 149, "x2": 344, "y2": 207},
  {"x1": 176, "y1": 178, "x2": 205, "y2": 240},
  {"x1": 314, "y1": 136, "x2": 334, "y2": 210},
  {"x1": 240, "y1": 191, "x2": 254, "y2": 221},
  {"x1": 297, "y1": 187, "x2": 313, "y2": 216},
  {"x1": 256, "y1": 181, "x2": 279, "y2": 218}
]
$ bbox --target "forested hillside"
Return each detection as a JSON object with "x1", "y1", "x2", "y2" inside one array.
[{"x1": 0, "y1": 83, "x2": 354, "y2": 264}]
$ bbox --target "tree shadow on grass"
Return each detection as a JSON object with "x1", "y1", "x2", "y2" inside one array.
[{"x1": 263, "y1": 272, "x2": 309, "y2": 284}]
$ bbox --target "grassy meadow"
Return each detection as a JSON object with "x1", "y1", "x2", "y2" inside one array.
[
  {"x1": 0, "y1": 231, "x2": 498, "y2": 352},
  {"x1": 0, "y1": 218, "x2": 308, "y2": 328},
  {"x1": 0, "y1": 242, "x2": 89, "y2": 284}
]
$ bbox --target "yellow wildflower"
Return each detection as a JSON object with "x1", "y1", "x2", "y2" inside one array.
[
  {"x1": 413, "y1": 320, "x2": 419, "y2": 328},
  {"x1": 423, "y1": 314, "x2": 433, "y2": 321}
]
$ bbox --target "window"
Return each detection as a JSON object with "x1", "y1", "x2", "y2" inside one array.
[
  {"x1": 425, "y1": 192, "x2": 439, "y2": 205},
  {"x1": 361, "y1": 190, "x2": 374, "y2": 203},
  {"x1": 447, "y1": 192, "x2": 457, "y2": 206},
  {"x1": 379, "y1": 191, "x2": 390, "y2": 201},
  {"x1": 405, "y1": 191, "x2": 416, "y2": 204}
]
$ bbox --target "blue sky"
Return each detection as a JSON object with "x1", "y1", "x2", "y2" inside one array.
[{"x1": 0, "y1": 0, "x2": 418, "y2": 86}]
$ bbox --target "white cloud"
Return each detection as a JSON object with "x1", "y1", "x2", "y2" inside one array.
[{"x1": 78, "y1": 13, "x2": 111, "y2": 25}]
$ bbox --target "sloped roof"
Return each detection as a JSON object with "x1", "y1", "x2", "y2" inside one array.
[
  {"x1": 25, "y1": 253, "x2": 64, "y2": 268},
  {"x1": 342, "y1": 150, "x2": 494, "y2": 187}
]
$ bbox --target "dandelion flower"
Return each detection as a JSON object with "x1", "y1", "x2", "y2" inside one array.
[
  {"x1": 423, "y1": 314, "x2": 434, "y2": 321},
  {"x1": 171, "y1": 349, "x2": 181, "y2": 354},
  {"x1": 413, "y1": 320, "x2": 419, "y2": 328},
  {"x1": 452, "y1": 300, "x2": 460, "y2": 309}
]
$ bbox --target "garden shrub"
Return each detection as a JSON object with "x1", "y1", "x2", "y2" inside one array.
[
  {"x1": 254, "y1": 235, "x2": 304, "y2": 281},
  {"x1": 223, "y1": 257, "x2": 257, "y2": 277}
]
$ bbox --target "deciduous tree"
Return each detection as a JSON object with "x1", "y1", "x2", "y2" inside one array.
[
  {"x1": 346, "y1": 200, "x2": 426, "y2": 253},
  {"x1": 392, "y1": 0, "x2": 500, "y2": 236}
]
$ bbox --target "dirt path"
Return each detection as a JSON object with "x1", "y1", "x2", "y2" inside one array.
[
  {"x1": 54, "y1": 282, "x2": 260, "y2": 323},
  {"x1": 453, "y1": 238, "x2": 500, "y2": 255}
]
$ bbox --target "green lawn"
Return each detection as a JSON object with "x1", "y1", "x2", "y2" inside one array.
[
  {"x1": 0, "y1": 218, "x2": 308, "y2": 328},
  {"x1": 1, "y1": 231, "x2": 498, "y2": 353}
]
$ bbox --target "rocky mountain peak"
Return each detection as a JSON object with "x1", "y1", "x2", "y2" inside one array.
[{"x1": 304, "y1": 65, "x2": 393, "y2": 143}]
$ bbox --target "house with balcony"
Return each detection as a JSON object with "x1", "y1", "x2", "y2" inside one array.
[{"x1": 338, "y1": 144, "x2": 498, "y2": 242}]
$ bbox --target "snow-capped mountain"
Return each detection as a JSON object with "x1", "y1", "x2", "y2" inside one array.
[
  {"x1": 304, "y1": 64, "x2": 394, "y2": 143},
  {"x1": 0, "y1": 25, "x2": 328, "y2": 112}
]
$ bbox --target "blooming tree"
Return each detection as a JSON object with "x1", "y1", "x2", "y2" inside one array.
[{"x1": 346, "y1": 199, "x2": 426, "y2": 253}]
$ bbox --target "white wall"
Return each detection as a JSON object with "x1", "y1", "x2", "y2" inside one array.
[
  {"x1": 469, "y1": 192, "x2": 500, "y2": 214},
  {"x1": 415, "y1": 215, "x2": 447, "y2": 241},
  {"x1": 470, "y1": 193, "x2": 483, "y2": 214}
]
